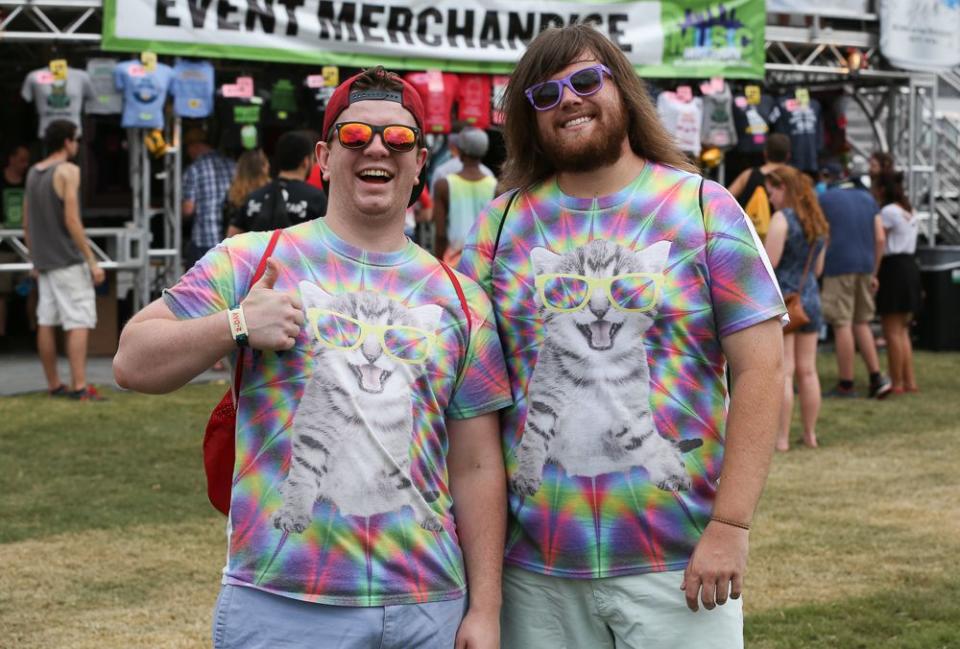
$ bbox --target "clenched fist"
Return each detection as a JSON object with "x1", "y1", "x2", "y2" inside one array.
[{"x1": 240, "y1": 258, "x2": 305, "y2": 351}]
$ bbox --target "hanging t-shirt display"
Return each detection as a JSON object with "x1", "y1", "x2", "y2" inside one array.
[
  {"x1": 171, "y1": 59, "x2": 215, "y2": 119},
  {"x1": 0, "y1": 175, "x2": 25, "y2": 228},
  {"x1": 457, "y1": 74, "x2": 491, "y2": 130},
  {"x1": 491, "y1": 75, "x2": 509, "y2": 126},
  {"x1": 700, "y1": 84, "x2": 738, "y2": 150},
  {"x1": 770, "y1": 95, "x2": 822, "y2": 173},
  {"x1": 21, "y1": 67, "x2": 95, "y2": 137},
  {"x1": 218, "y1": 94, "x2": 264, "y2": 152},
  {"x1": 404, "y1": 71, "x2": 458, "y2": 134},
  {"x1": 656, "y1": 91, "x2": 703, "y2": 156},
  {"x1": 732, "y1": 93, "x2": 777, "y2": 154},
  {"x1": 303, "y1": 73, "x2": 337, "y2": 127},
  {"x1": 266, "y1": 77, "x2": 301, "y2": 126},
  {"x1": 85, "y1": 59, "x2": 123, "y2": 115},
  {"x1": 114, "y1": 60, "x2": 174, "y2": 129}
]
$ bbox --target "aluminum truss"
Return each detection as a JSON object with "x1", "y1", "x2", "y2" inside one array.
[{"x1": 0, "y1": 0, "x2": 101, "y2": 42}]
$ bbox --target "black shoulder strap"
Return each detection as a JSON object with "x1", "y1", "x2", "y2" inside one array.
[
  {"x1": 698, "y1": 176, "x2": 706, "y2": 216},
  {"x1": 491, "y1": 189, "x2": 520, "y2": 261}
]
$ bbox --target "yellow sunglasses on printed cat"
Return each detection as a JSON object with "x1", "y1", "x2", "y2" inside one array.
[
  {"x1": 534, "y1": 273, "x2": 664, "y2": 313},
  {"x1": 306, "y1": 308, "x2": 437, "y2": 364}
]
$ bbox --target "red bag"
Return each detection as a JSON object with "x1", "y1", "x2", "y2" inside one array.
[
  {"x1": 204, "y1": 229, "x2": 282, "y2": 515},
  {"x1": 203, "y1": 244, "x2": 471, "y2": 516}
]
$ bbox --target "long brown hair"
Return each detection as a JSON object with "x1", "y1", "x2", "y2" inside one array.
[
  {"x1": 226, "y1": 149, "x2": 269, "y2": 209},
  {"x1": 766, "y1": 166, "x2": 829, "y2": 243},
  {"x1": 872, "y1": 170, "x2": 912, "y2": 213},
  {"x1": 499, "y1": 23, "x2": 698, "y2": 191}
]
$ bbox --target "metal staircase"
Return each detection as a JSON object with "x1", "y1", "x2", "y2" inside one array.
[{"x1": 934, "y1": 113, "x2": 960, "y2": 244}]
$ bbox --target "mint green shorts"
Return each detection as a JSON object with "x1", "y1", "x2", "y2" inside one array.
[{"x1": 501, "y1": 566, "x2": 743, "y2": 649}]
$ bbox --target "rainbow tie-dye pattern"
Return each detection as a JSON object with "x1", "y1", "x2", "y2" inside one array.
[
  {"x1": 458, "y1": 162, "x2": 785, "y2": 578},
  {"x1": 164, "y1": 218, "x2": 512, "y2": 605}
]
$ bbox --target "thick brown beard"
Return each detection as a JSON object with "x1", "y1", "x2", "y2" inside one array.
[{"x1": 540, "y1": 103, "x2": 628, "y2": 174}]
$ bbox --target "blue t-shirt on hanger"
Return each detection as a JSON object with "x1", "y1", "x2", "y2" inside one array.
[
  {"x1": 114, "y1": 60, "x2": 174, "y2": 129},
  {"x1": 171, "y1": 59, "x2": 215, "y2": 118}
]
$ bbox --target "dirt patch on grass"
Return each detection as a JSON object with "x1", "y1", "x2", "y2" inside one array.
[{"x1": 1, "y1": 520, "x2": 224, "y2": 649}]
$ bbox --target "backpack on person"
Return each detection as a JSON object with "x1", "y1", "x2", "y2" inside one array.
[{"x1": 741, "y1": 168, "x2": 772, "y2": 239}]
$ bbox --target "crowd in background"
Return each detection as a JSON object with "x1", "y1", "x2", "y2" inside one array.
[
  {"x1": 180, "y1": 124, "x2": 497, "y2": 269},
  {"x1": 728, "y1": 141, "x2": 923, "y2": 451}
]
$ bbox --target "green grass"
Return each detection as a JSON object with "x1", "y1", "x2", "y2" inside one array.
[
  {"x1": 0, "y1": 382, "x2": 227, "y2": 544},
  {"x1": 1, "y1": 352, "x2": 958, "y2": 648}
]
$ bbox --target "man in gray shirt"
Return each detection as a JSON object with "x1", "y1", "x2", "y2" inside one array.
[{"x1": 23, "y1": 120, "x2": 106, "y2": 401}]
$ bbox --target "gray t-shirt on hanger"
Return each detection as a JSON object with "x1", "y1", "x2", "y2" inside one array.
[
  {"x1": 21, "y1": 68, "x2": 95, "y2": 137},
  {"x1": 85, "y1": 59, "x2": 123, "y2": 115},
  {"x1": 701, "y1": 84, "x2": 738, "y2": 150}
]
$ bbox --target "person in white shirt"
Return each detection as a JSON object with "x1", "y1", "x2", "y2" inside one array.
[{"x1": 871, "y1": 170, "x2": 921, "y2": 394}]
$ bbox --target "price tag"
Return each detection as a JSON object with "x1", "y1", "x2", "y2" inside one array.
[
  {"x1": 140, "y1": 51, "x2": 157, "y2": 73},
  {"x1": 711, "y1": 77, "x2": 725, "y2": 93},
  {"x1": 699, "y1": 81, "x2": 713, "y2": 95},
  {"x1": 734, "y1": 96, "x2": 748, "y2": 109},
  {"x1": 785, "y1": 98, "x2": 799, "y2": 112},
  {"x1": 128, "y1": 65, "x2": 146, "y2": 78},
  {"x1": 745, "y1": 85, "x2": 761, "y2": 105},
  {"x1": 235, "y1": 76, "x2": 254, "y2": 98},
  {"x1": 795, "y1": 87, "x2": 810, "y2": 107},
  {"x1": 676, "y1": 85, "x2": 693, "y2": 103},
  {"x1": 36, "y1": 71, "x2": 55, "y2": 84},
  {"x1": 49, "y1": 59, "x2": 68, "y2": 81},
  {"x1": 306, "y1": 75, "x2": 326, "y2": 89},
  {"x1": 322, "y1": 66, "x2": 339, "y2": 87}
]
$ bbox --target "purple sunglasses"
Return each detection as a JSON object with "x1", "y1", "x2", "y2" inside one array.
[{"x1": 525, "y1": 64, "x2": 613, "y2": 111}]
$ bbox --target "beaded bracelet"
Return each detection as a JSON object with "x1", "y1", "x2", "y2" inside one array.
[{"x1": 710, "y1": 516, "x2": 751, "y2": 531}]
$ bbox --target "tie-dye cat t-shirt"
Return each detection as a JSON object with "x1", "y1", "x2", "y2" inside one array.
[
  {"x1": 458, "y1": 162, "x2": 785, "y2": 578},
  {"x1": 163, "y1": 218, "x2": 512, "y2": 605}
]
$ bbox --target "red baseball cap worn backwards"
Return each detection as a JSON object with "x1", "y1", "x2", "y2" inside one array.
[{"x1": 322, "y1": 69, "x2": 427, "y2": 208}]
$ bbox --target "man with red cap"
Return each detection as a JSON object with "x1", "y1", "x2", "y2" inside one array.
[{"x1": 114, "y1": 67, "x2": 511, "y2": 649}]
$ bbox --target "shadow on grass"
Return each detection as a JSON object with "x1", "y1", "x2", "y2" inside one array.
[{"x1": 746, "y1": 574, "x2": 960, "y2": 649}]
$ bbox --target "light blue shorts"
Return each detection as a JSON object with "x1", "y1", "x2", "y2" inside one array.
[
  {"x1": 212, "y1": 584, "x2": 467, "y2": 649},
  {"x1": 501, "y1": 566, "x2": 743, "y2": 649}
]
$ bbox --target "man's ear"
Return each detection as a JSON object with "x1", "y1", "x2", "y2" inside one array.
[
  {"x1": 316, "y1": 141, "x2": 331, "y2": 181},
  {"x1": 414, "y1": 146, "x2": 429, "y2": 184}
]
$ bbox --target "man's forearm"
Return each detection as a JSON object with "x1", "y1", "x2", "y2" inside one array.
[
  {"x1": 712, "y1": 350, "x2": 783, "y2": 523},
  {"x1": 449, "y1": 459, "x2": 506, "y2": 612},
  {"x1": 114, "y1": 308, "x2": 235, "y2": 394},
  {"x1": 63, "y1": 212, "x2": 97, "y2": 265}
]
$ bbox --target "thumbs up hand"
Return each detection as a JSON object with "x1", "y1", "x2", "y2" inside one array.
[{"x1": 240, "y1": 258, "x2": 305, "y2": 351}]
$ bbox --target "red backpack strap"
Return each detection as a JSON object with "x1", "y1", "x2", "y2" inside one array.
[
  {"x1": 438, "y1": 261, "x2": 473, "y2": 385},
  {"x1": 439, "y1": 261, "x2": 472, "y2": 338},
  {"x1": 232, "y1": 229, "x2": 283, "y2": 406}
]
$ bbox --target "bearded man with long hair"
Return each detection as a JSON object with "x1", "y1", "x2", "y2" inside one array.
[{"x1": 459, "y1": 23, "x2": 787, "y2": 649}]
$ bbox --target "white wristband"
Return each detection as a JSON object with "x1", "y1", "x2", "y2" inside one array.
[{"x1": 227, "y1": 305, "x2": 249, "y2": 346}]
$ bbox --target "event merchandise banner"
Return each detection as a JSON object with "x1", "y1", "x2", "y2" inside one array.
[{"x1": 102, "y1": 0, "x2": 765, "y2": 78}]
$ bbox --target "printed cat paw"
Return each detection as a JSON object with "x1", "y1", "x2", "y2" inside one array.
[
  {"x1": 419, "y1": 514, "x2": 443, "y2": 532},
  {"x1": 274, "y1": 507, "x2": 312, "y2": 534},
  {"x1": 655, "y1": 472, "x2": 692, "y2": 492},
  {"x1": 510, "y1": 472, "x2": 542, "y2": 496}
]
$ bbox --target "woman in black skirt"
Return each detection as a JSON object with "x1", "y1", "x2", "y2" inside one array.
[{"x1": 873, "y1": 171, "x2": 922, "y2": 394}]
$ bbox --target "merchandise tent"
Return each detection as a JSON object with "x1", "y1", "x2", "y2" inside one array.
[{"x1": 0, "y1": 0, "x2": 953, "y2": 354}]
